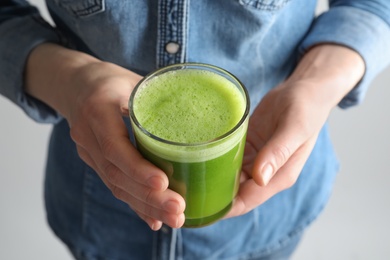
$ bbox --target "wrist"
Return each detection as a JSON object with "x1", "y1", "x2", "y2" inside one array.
[
  {"x1": 286, "y1": 44, "x2": 365, "y2": 109},
  {"x1": 25, "y1": 43, "x2": 101, "y2": 117}
]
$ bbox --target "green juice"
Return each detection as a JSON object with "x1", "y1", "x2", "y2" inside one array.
[{"x1": 129, "y1": 64, "x2": 249, "y2": 227}]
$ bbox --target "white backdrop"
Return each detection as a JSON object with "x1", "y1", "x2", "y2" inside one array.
[{"x1": 1, "y1": 1, "x2": 389, "y2": 259}]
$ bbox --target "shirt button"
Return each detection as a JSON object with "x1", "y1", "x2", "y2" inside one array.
[{"x1": 165, "y1": 42, "x2": 180, "y2": 54}]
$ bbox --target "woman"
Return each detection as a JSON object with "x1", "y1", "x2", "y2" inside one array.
[{"x1": 1, "y1": 0, "x2": 389, "y2": 259}]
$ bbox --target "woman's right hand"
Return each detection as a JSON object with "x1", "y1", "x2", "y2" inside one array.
[{"x1": 25, "y1": 43, "x2": 186, "y2": 230}]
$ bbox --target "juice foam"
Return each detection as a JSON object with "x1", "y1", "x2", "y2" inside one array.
[{"x1": 131, "y1": 68, "x2": 248, "y2": 162}]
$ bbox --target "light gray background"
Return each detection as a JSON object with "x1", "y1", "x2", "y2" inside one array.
[{"x1": 1, "y1": 1, "x2": 389, "y2": 259}]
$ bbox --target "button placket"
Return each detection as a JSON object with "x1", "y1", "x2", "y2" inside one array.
[
  {"x1": 153, "y1": 225, "x2": 171, "y2": 260},
  {"x1": 153, "y1": 225, "x2": 181, "y2": 260},
  {"x1": 157, "y1": 0, "x2": 189, "y2": 68},
  {"x1": 154, "y1": 1, "x2": 189, "y2": 258}
]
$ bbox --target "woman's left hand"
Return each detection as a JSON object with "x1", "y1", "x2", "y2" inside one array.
[{"x1": 226, "y1": 44, "x2": 365, "y2": 218}]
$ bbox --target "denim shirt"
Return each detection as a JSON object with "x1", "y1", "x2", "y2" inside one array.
[{"x1": 1, "y1": 1, "x2": 390, "y2": 259}]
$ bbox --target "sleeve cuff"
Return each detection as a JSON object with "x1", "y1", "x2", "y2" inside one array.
[
  {"x1": 0, "y1": 14, "x2": 63, "y2": 123},
  {"x1": 299, "y1": 6, "x2": 390, "y2": 109}
]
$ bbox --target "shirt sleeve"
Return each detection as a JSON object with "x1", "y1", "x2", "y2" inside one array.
[
  {"x1": 0, "y1": 1, "x2": 63, "y2": 123},
  {"x1": 299, "y1": 0, "x2": 390, "y2": 109}
]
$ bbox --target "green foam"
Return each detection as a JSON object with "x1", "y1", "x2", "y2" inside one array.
[{"x1": 133, "y1": 69, "x2": 245, "y2": 143}]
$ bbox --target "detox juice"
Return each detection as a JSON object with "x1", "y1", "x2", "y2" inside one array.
[{"x1": 129, "y1": 63, "x2": 249, "y2": 227}]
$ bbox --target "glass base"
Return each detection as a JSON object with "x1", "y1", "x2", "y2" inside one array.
[{"x1": 183, "y1": 202, "x2": 232, "y2": 228}]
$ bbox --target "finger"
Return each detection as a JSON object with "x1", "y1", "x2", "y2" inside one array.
[
  {"x1": 85, "y1": 151, "x2": 186, "y2": 228},
  {"x1": 133, "y1": 210, "x2": 163, "y2": 231},
  {"x1": 86, "y1": 108, "x2": 169, "y2": 191},
  {"x1": 71, "y1": 114, "x2": 186, "y2": 218},
  {"x1": 71, "y1": 120, "x2": 127, "y2": 189},
  {"x1": 226, "y1": 138, "x2": 316, "y2": 218},
  {"x1": 224, "y1": 179, "x2": 262, "y2": 218},
  {"x1": 226, "y1": 163, "x2": 298, "y2": 218},
  {"x1": 79, "y1": 149, "x2": 186, "y2": 227},
  {"x1": 112, "y1": 186, "x2": 185, "y2": 228},
  {"x1": 72, "y1": 119, "x2": 184, "y2": 211},
  {"x1": 105, "y1": 167, "x2": 186, "y2": 216},
  {"x1": 71, "y1": 123, "x2": 114, "y2": 187},
  {"x1": 251, "y1": 115, "x2": 310, "y2": 186}
]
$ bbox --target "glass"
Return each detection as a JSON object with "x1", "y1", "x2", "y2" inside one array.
[{"x1": 129, "y1": 63, "x2": 250, "y2": 227}]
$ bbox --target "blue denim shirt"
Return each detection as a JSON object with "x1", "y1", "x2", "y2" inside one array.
[{"x1": 1, "y1": 1, "x2": 390, "y2": 259}]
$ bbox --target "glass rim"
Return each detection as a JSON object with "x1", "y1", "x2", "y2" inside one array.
[{"x1": 129, "y1": 62, "x2": 250, "y2": 147}]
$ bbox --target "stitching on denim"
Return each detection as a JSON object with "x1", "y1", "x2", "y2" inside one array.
[
  {"x1": 56, "y1": 0, "x2": 105, "y2": 18},
  {"x1": 238, "y1": 0, "x2": 291, "y2": 11},
  {"x1": 72, "y1": 4, "x2": 103, "y2": 17},
  {"x1": 157, "y1": 0, "x2": 189, "y2": 68}
]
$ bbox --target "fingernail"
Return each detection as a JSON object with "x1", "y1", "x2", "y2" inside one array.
[
  {"x1": 151, "y1": 222, "x2": 156, "y2": 231},
  {"x1": 261, "y1": 164, "x2": 274, "y2": 186},
  {"x1": 176, "y1": 213, "x2": 185, "y2": 228},
  {"x1": 150, "y1": 220, "x2": 162, "y2": 231}
]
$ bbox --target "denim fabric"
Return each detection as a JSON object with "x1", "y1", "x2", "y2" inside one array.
[{"x1": 1, "y1": 0, "x2": 390, "y2": 259}]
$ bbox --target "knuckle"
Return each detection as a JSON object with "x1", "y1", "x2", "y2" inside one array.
[
  {"x1": 144, "y1": 206, "x2": 154, "y2": 219},
  {"x1": 138, "y1": 195, "x2": 155, "y2": 218},
  {"x1": 100, "y1": 136, "x2": 117, "y2": 160},
  {"x1": 144, "y1": 189, "x2": 155, "y2": 205},
  {"x1": 273, "y1": 143, "x2": 292, "y2": 167},
  {"x1": 75, "y1": 145, "x2": 85, "y2": 159},
  {"x1": 142, "y1": 190, "x2": 159, "y2": 218},
  {"x1": 75, "y1": 146, "x2": 92, "y2": 167},
  {"x1": 110, "y1": 185, "x2": 124, "y2": 201},
  {"x1": 69, "y1": 126, "x2": 83, "y2": 144},
  {"x1": 104, "y1": 163, "x2": 121, "y2": 185}
]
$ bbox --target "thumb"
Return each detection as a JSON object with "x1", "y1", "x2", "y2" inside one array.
[{"x1": 252, "y1": 126, "x2": 304, "y2": 186}]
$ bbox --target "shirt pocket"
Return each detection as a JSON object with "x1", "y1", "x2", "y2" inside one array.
[
  {"x1": 238, "y1": 0, "x2": 292, "y2": 11},
  {"x1": 53, "y1": 0, "x2": 105, "y2": 18}
]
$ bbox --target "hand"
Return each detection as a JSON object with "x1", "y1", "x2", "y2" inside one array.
[
  {"x1": 65, "y1": 62, "x2": 186, "y2": 230},
  {"x1": 25, "y1": 44, "x2": 185, "y2": 230},
  {"x1": 226, "y1": 79, "x2": 329, "y2": 217},
  {"x1": 226, "y1": 44, "x2": 365, "y2": 218}
]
